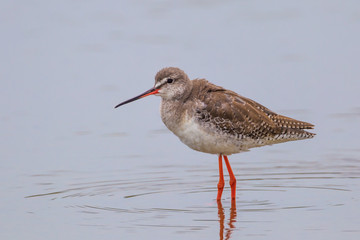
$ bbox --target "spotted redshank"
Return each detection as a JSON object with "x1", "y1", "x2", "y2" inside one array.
[{"x1": 115, "y1": 67, "x2": 315, "y2": 200}]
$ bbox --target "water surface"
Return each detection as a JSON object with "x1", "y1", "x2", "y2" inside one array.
[{"x1": 1, "y1": 1, "x2": 360, "y2": 239}]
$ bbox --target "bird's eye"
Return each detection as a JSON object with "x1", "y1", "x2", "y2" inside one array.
[{"x1": 167, "y1": 78, "x2": 174, "y2": 83}]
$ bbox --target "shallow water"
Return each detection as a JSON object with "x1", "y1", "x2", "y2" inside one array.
[{"x1": 1, "y1": 1, "x2": 360, "y2": 239}]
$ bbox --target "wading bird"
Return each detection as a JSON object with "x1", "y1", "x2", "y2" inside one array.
[{"x1": 115, "y1": 67, "x2": 315, "y2": 200}]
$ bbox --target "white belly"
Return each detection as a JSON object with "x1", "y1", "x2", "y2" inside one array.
[{"x1": 166, "y1": 114, "x2": 256, "y2": 155}]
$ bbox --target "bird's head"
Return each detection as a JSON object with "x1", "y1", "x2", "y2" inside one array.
[{"x1": 115, "y1": 67, "x2": 191, "y2": 108}]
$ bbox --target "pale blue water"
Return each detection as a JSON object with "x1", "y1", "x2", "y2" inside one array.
[{"x1": 1, "y1": 1, "x2": 360, "y2": 239}]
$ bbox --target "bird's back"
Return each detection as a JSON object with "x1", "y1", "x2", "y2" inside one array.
[{"x1": 188, "y1": 79, "x2": 314, "y2": 151}]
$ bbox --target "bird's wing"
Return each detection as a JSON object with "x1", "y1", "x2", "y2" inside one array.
[
  {"x1": 240, "y1": 95, "x2": 315, "y2": 130},
  {"x1": 193, "y1": 80, "x2": 314, "y2": 139}
]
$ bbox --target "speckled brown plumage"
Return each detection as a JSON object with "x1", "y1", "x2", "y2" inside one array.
[{"x1": 190, "y1": 78, "x2": 314, "y2": 142}]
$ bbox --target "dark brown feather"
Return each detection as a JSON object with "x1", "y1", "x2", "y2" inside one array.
[{"x1": 191, "y1": 79, "x2": 315, "y2": 140}]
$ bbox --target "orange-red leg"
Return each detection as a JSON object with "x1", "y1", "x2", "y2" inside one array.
[
  {"x1": 217, "y1": 154, "x2": 224, "y2": 201},
  {"x1": 223, "y1": 155, "x2": 237, "y2": 200}
]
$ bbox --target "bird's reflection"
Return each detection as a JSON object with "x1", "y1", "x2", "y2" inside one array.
[{"x1": 217, "y1": 200, "x2": 237, "y2": 240}]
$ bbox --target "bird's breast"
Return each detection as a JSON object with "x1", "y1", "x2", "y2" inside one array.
[{"x1": 160, "y1": 100, "x2": 252, "y2": 155}]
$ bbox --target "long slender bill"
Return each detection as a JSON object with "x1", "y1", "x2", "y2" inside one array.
[{"x1": 114, "y1": 88, "x2": 159, "y2": 108}]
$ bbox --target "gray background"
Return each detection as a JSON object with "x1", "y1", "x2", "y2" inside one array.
[{"x1": 1, "y1": 1, "x2": 359, "y2": 239}]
